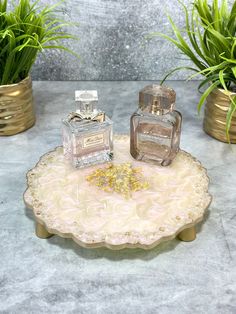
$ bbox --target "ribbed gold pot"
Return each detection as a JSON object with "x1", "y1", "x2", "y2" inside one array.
[
  {"x1": 0, "y1": 76, "x2": 35, "y2": 136},
  {"x1": 203, "y1": 88, "x2": 236, "y2": 143}
]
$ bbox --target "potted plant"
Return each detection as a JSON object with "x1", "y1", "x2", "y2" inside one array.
[
  {"x1": 152, "y1": 0, "x2": 236, "y2": 143},
  {"x1": 0, "y1": 0, "x2": 77, "y2": 136}
]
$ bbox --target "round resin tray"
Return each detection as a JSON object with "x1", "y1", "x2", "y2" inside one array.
[{"x1": 24, "y1": 135, "x2": 212, "y2": 250}]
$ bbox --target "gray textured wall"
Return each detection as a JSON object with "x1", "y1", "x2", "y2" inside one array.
[{"x1": 30, "y1": 0, "x2": 233, "y2": 81}]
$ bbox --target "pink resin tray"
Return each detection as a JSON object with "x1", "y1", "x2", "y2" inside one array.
[{"x1": 24, "y1": 135, "x2": 212, "y2": 250}]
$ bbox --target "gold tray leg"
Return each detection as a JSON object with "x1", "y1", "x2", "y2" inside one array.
[
  {"x1": 36, "y1": 222, "x2": 53, "y2": 239},
  {"x1": 178, "y1": 226, "x2": 196, "y2": 242}
]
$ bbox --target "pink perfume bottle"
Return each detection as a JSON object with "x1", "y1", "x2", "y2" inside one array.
[
  {"x1": 62, "y1": 90, "x2": 113, "y2": 168},
  {"x1": 130, "y1": 85, "x2": 182, "y2": 166}
]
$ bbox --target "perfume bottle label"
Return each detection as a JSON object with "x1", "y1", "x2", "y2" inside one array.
[
  {"x1": 83, "y1": 133, "x2": 104, "y2": 148},
  {"x1": 138, "y1": 133, "x2": 171, "y2": 146}
]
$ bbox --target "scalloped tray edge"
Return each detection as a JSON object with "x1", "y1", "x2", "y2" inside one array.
[{"x1": 23, "y1": 135, "x2": 212, "y2": 250}]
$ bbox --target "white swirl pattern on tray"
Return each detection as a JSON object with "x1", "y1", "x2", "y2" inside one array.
[{"x1": 24, "y1": 135, "x2": 212, "y2": 249}]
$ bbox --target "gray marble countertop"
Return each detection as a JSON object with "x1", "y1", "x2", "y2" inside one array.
[{"x1": 0, "y1": 81, "x2": 235, "y2": 314}]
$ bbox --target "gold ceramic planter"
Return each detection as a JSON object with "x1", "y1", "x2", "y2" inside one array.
[
  {"x1": 203, "y1": 88, "x2": 236, "y2": 143},
  {"x1": 0, "y1": 77, "x2": 35, "y2": 136}
]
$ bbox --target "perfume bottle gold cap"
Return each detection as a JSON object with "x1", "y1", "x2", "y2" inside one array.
[{"x1": 139, "y1": 85, "x2": 176, "y2": 114}]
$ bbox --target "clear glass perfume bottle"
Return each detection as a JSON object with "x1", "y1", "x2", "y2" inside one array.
[
  {"x1": 62, "y1": 90, "x2": 113, "y2": 168},
  {"x1": 130, "y1": 85, "x2": 182, "y2": 166}
]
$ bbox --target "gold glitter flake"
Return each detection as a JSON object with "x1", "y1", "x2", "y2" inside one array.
[{"x1": 86, "y1": 163, "x2": 150, "y2": 198}]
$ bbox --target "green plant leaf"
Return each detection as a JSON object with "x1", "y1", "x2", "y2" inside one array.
[
  {"x1": 42, "y1": 45, "x2": 80, "y2": 58},
  {"x1": 232, "y1": 66, "x2": 236, "y2": 79},
  {"x1": 0, "y1": 0, "x2": 7, "y2": 12},
  {"x1": 219, "y1": 69, "x2": 228, "y2": 90},
  {"x1": 226, "y1": 96, "x2": 236, "y2": 142},
  {"x1": 220, "y1": 55, "x2": 236, "y2": 64},
  {"x1": 197, "y1": 81, "x2": 220, "y2": 113},
  {"x1": 161, "y1": 66, "x2": 199, "y2": 84}
]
